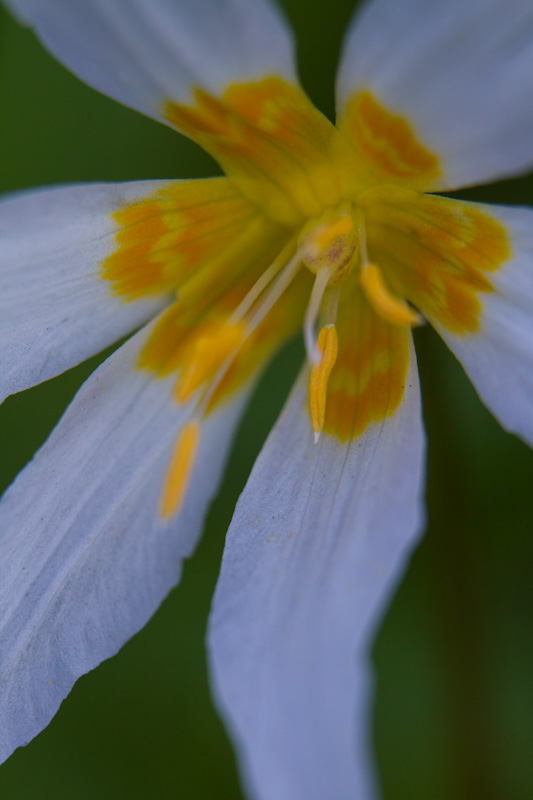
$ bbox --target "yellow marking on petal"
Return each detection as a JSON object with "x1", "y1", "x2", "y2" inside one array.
[
  {"x1": 308, "y1": 324, "x2": 338, "y2": 441},
  {"x1": 362, "y1": 189, "x2": 511, "y2": 334},
  {"x1": 102, "y1": 178, "x2": 278, "y2": 301},
  {"x1": 159, "y1": 421, "x2": 200, "y2": 520},
  {"x1": 163, "y1": 77, "x2": 361, "y2": 225},
  {"x1": 339, "y1": 91, "x2": 441, "y2": 191},
  {"x1": 175, "y1": 321, "x2": 245, "y2": 403},
  {"x1": 102, "y1": 173, "x2": 306, "y2": 414},
  {"x1": 359, "y1": 262, "x2": 421, "y2": 327}
]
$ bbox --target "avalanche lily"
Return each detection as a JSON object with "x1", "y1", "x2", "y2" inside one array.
[{"x1": 1, "y1": 0, "x2": 533, "y2": 797}]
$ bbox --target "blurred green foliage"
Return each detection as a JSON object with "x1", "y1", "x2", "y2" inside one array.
[{"x1": 1, "y1": 1, "x2": 532, "y2": 798}]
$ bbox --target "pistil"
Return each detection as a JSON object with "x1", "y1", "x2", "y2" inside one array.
[{"x1": 303, "y1": 267, "x2": 332, "y2": 363}]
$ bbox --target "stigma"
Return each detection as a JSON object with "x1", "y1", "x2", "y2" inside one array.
[{"x1": 298, "y1": 206, "x2": 358, "y2": 284}]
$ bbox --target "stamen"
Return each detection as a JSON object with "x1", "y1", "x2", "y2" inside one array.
[
  {"x1": 175, "y1": 321, "x2": 245, "y2": 403},
  {"x1": 308, "y1": 323, "x2": 338, "y2": 443},
  {"x1": 245, "y1": 246, "x2": 303, "y2": 331},
  {"x1": 159, "y1": 420, "x2": 200, "y2": 520},
  {"x1": 194, "y1": 250, "x2": 304, "y2": 417},
  {"x1": 304, "y1": 266, "x2": 331, "y2": 363},
  {"x1": 360, "y1": 262, "x2": 422, "y2": 327},
  {"x1": 229, "y1": 237, "x2": 296, "y2": 323},
  {"x1": 173, "y1": 214, "x2": 352, "y2": 438}
]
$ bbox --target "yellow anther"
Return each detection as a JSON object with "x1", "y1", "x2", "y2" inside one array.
[
  {"x1": 309, "y1": 215, "x2": 353, "y2": 256},
  {"x1": 175, "y1": 321, "x2": 245, "y2": 403},
  {"x1": 308, "y1": 324, "x2": 338, "y2": 442},
  {"x1": 159, "y1": 420, "x2": 200, "y2": 520},
  {"x1": 359, "y1": 262, "x2": 422, "y2": 327}
]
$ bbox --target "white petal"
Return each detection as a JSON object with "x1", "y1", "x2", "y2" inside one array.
[
  {"x1": 0, "y1": 181, "x2": 172, "y2": 402},
  {"x1": 434, "y1": 203, "x2": 533, "y2": 448},
  {"x1": 207, "y1": 339, "x2": 425, "y2": 800},
  {"x1": 5, "y1": 0, "x2": 296, "y2": 126},
  {"x1": 0, "y1": 320, "x2": 250, "y2": 764},
  {"x1": 336, "y1": 0, "x2": 533, "y2": 189}
]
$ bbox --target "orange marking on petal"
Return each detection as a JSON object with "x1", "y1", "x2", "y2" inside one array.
[
  {"x1": 363, "y1": 190, "x2": 511, "y2": 334},
  {"x1": 101, "y1": 178, "x2": 264, "y2": 301},
  {"x1": 339, "y1": 91, "x2": 441, "y2": 191},
  {"x1": 159, "y1": 421, "x2": 200, "y2": 520},
  {"x1": 323, "y1": 289, "x2": 409, "y2": 442},
  {"x1": 137, "y1": 304, "x2": 189, "y2": 376},
  {"x1": 163, "y1": 77, "x2": 360, "y2": 225}
]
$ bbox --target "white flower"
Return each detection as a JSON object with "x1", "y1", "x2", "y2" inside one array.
[{"x1": 1, "y1": 0, "x2": 533, "y2": 798}]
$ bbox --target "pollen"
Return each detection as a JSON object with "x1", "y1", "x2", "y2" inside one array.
[
  {"x1": 359, "y1": 262, "x2": 422, "y2": 327},
  {"x1": 175, "y1": 321, "x2": 245, "y2": 404},
  {"x1": 308, "y1": 324, "x2": 339, "y2": 442},
  {"x1": 159, "y1": 420, "x2": 200, "y2": 520}
]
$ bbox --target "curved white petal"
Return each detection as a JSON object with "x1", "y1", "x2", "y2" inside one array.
[
  {"x1": 5, "y1": 0, "x2": 296, "y2": 126},
  {"x1": 0, "y1": 320, "x2": 251, "y2": 764},
  {"x1": 207, "y1": 340, "x2": 425, "y2": 800},
  {"x1": 337, "y1": 0, "x2": 533, "y2": 189},
  {"x1": 433, "y1": 203, "x2": 533, "y2": 448},
  {"x1": 0, "y1": 181, "x2": 172, "y2": 403}
]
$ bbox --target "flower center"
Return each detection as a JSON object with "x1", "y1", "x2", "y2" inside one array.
[{"x1": 164, "y1": 207, "x2": 419, "y2": 445}]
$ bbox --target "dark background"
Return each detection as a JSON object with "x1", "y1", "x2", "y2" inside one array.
[{"x1": 1, "y1": 1, "x2": 532, "y2": 797}]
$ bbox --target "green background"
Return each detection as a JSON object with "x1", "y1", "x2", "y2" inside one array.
[{"x1": 1, "y1": 1, "x2": 532, "y2": 797}]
